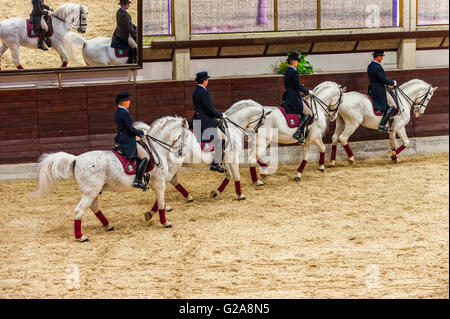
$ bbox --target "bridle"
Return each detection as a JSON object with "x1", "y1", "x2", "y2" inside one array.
[
  {"x1": 393, "y1": 85, "x2": 432, "y2": 115},
  {"x1": 225, "y1": 108, "x2": 266, "y2": 135},
  {"x1": 308, "y1": 87, "x2": 344, "y2": 120},
  {"x1": 51, "y1": 5, "x2": 87, "y2": 33}
]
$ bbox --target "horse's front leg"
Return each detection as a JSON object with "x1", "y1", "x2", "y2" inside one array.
[
  {"x1": 151, "y1": 177, "x2": 172, "y2": 228},
  {"x1": 387, "y1": 131, "x2": 400, "y2": 163},
  {"x1": 170, "y1": 173, "x2": 194, "y2": 202},
  {"x1": 330, "y1": 114, "x2": 345, "y2": 167},
  {"x1": 229, "y1": 161, "x2": 245, "y2": 201},
  {"x1": 294, "y1": 141, "x2": 310, "y2": 182},
  {"x1": 248, "y1": 135, "x2": 267, "y2": 186},
  {"x1": 9, "y1": 44, "x2": 24, "y2": 69},
  {"x1": 54, "y1": 43, "x2": 69, "y2": 67},
  {"x1": 0, "y1": 44, "x2": 9, "y2": 71},
  {"x1": 387, "y1": 127, "x2": 409, "y2": 163},
  {"x1": 311, "y1": 135, "x2": 326, "y2": 172}
]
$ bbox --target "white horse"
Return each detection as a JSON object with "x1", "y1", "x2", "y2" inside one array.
[
  {"x1": 225, "y1": 81, "x2": 345, "y2": 183},
  {"x1": 30, "y1": 117, "x2": 189, "y2": 242},
  {"x1": 65, "y1": 33, "x2": 134, "y2": 66},
  {"x1": 330, "y1": 79, "x2": 438, "y2": 165},
  {"x1": 0, "y1": 3, "x2": 88, "y2": 70}
]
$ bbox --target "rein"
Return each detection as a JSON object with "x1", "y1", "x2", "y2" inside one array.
[
  {"x1": 225, "y1": 108, "x2": 266, "y2": 134},
  {"x1": 393, "y1": 86, "x2": 432, "y2": 114},
  {"x1": 308, "y1": 87, "x2": 343, "y2": 120},
  {"x1": 51, "y1": 5, "x2": 85, "y2": 31},
  {"x1": 143, "y1": 124, "x2": 187, "y2": 166}
]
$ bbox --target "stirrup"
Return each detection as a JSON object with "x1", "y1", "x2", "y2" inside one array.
[
  {"x1": 38, "y1": 44, "x2": 48, "y2": 51},
  {"x1": 133, "y1": 181, "x2": 148, "y2": 191}
]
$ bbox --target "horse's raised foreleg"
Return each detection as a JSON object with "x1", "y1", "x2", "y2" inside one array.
[
  {"x1": 210, "y1": 166, "x2": 232, "y2": 199},
  {"x1": 248, "y1": 136, "x2": 267, "y2": 186},
  {"x1": 388, "y1": 131, "x2": 400, "y2": 162},
  {"x1": 9, "y1": 44, "x2": 23, "y2": 69},
  {"x1": 170, "y1": 173, "x2": 194, "y2": 202},
  {"x1": 74, "y1": 194, "x2": 97, "y2": 242},
  {"x1": 229, "y1": 162, "x2": 245, "y2": 201},
  {"x1": 0, "y1": 44, "x2": 8, "y2": 71},
  {"x1": 294, "y1": 141, "x2": 310, "y2": 182},
  {"x1": 54, "y1": 43, "x2": 69, "y2": 67},
  {"x1": 330, "y1": 114, "x2": 345, "y2": 167},
  {"x1": 387, "y1": 127, "x2": 409, "y2": 162},
  {"x1": 89, "y1": 196, "x2": 114, "y2": 232},
  {"x1": 338, "y1": 124, "x2": 358, "y2": 164}
]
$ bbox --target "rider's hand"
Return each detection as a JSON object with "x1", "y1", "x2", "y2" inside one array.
[
  {"x1": 309, "y1": 90, "x2": 314, "y2": 96},
  {"x1": 393, "y1": 80, "x2": 397, "y2": 86},
  {"x1": 49, "y1": 7, "x2": 54, "y2": 11},
  {"x1": 221, "y1": 114, "x2": 227, "y2": 119}
]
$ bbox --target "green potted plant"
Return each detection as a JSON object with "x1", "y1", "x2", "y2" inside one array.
[{"x1": 274, "y1": 50, "x2": 314, "y2": 75}]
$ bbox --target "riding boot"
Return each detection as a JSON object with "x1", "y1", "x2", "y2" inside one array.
[
  {"x1": 210, "y1": 138, "x2": 225, "y2": 173},
  {"x1": 378, "y1": 106, "x2": 396, "y2": 132},
  {"x1": 293, "y1": 114, "x2": 312, "y2": 144},
  {"x1": 38, "y1": 29, "x2": 48, "y2": 51},
  {"x1": 133, "y1": 158, "x2": 149, "y2": 191}
]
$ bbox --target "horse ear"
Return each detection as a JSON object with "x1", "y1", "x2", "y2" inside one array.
[
  {"x1": 342, "y1": 87, "x2": 347, "y2": 93},
  {"x1": 432, "y1": 86, "x2": 438, "y2": 92}
]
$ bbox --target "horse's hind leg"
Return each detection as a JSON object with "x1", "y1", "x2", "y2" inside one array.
[
  {"x1": 74, "y1": 194, "x2": 97, "y2": 242},
  {"x1": 330, "y1": 114, "x2": 345, "y2": 167},
  {"x1": 0, "y1": 44, "x2": 8, "y2": 70},
  {"x1": 89, "y1": 196, "x2": 114, "y2": 232},
  {"x1": 170, "y1": 173, "x2": 194, "y2": 203},
  {"x1": 338, "y1": 124, "x2": 358, "y2": 164}
]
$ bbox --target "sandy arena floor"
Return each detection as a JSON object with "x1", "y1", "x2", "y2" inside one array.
[
  {"x1": 0, "y1": 0, "x2": 137, "y2": 69},
  {"x1": 0, "y1": 153, "x2": 448, "y2": 298}
]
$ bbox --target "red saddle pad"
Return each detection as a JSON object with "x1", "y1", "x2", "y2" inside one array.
[
  {"x1": 278, "y1": 106, "x2": 300, "y2": 128},
  {"x1": 189, "y1": 130, "x2": 215, "y2": 152},
  {"x1": 26, "y1": 18, "x2": 53, "y2": 38},
  {"x1": 368, "y1": 96, "x2": 400, "y2": 117},
  {"x1": 114, "y1": 48, "x2": 129, "y2": 57},
  {"x1": 113, "y1": 150, "x2": 137, "y2": 175}
]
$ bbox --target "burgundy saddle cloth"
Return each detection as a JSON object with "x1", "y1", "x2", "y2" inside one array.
[{"x1": 26, "y1": 18, "x2": 53, "y2": 38}]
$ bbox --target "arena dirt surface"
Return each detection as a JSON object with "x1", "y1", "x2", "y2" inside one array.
[
  {"x1": 0, "y1": 153, "x2": 448, "y2": 298},
  {"x1": 0, "y1": 0, "x2": 137, "y2": 69}
]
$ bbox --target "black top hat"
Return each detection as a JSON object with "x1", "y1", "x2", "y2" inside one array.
[
  {"x1": 195, "y1": 71, "x2": 210, "y2": 83},
  {"x1": 287, "y1": 51, "x2": 300, "y2": 62},
  {"x1": 119, "y1": 0, "x2": 131, "y2": 5},
  {"x1": 372, "y1": 49, "x2": 385, "y2": 57},
  {"x1": 115, "y1": 91, "x2": 132, "y2": 104}
]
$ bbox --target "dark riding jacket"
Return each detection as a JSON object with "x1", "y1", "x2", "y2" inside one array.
[
  {"x1": 111, "y1": 7, "x2": 137, "y2": 50},
  {"x1": 114, "y1": 106, "x2": 144, "y2": 159},
  {"x1": 282, "y1": 66, "x2": 309, "y2": 114},
  {"x1": 31, "y1": 0, "x2": 50, "y2": 31},
  {"x1": 191, "y1": 85, "x2": 223, "y2": 142},
  {"x1": 367, "y1": 61, "x2": 395, "y2": 112}
]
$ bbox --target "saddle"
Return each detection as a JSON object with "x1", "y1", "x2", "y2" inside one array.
[
  {"x1": 114, "y1": 48, "x2": 129, "y2": 58},
  {"x1": 113, "y1": 143, "x2": 155, "y2": 175},
  {"x1": 279, "y1": 99, "x2": 315, "y2": 128},
  {"x1": 368, "y1": 96, "x2": 400, "y2": 117},
  {"x1": 26, "y1": 17, "x2": 53, "y2": 39},
  {"x1": 189, "y1": 129, "x2": 215, "y2": 152}
]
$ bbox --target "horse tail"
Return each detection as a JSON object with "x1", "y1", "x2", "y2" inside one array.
[
  {"x1": 63, "y1": 32, "x2": 86, "y2": 65},
  {"x1": 29, "y1": 152, "x2": 77, "y2": 198}
]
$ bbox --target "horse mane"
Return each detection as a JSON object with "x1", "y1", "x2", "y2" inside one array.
[
  {"x1": 149, "y1": 116, "x2": 184, "y2": 138},
  {"x1": 313, "y1": 81, "x2": 339, "y2": 95},
  {"x1": 225, "y1": 99, "x2": 263, "y2": 115},
  {"x1": 53, "y1": 3, "x2": 85, "y2": 20},
  {"x1": 401, "y1": 78, "x2": 428, "y2": 88}
]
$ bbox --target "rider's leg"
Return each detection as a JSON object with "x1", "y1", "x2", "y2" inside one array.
[
  {"x1": 378, "y1": 106, "x2": 396, "y2": 132},
  {"x1": 210, "y1": 128, "x2": 225, "y2": 173},
  {"x1": 133, "y1": 144, "x2": 150, "y2": 190},
  {"x1": 127, "y1": 36, "x2": 137, "y2": 64},
  {"x1": 38, "y1": 16, "x2": 48, "y2": 51}
]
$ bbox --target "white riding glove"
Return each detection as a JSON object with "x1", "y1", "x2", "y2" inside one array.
[
  {"x1": 222, "y1": 114, "x2": 227, "y2": 119},
  {"x1": 49, "y1": 7, "x2": 54, "y2": 11},
  {"x1": 309, "y1": 90, "x2": 314, "y2": 96},
  {"x1": 393, "y1": 80, "x2": 397, "y2": 86}
]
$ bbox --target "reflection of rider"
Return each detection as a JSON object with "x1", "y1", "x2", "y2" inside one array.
[
  {"x1": 191, "y1": 71, "x2": 226, "y2": 173},
  {"x1": 368, "y1": 50, "x2": 397, "y2": 132},
  {"x1": 112, "y1": 0, "x2": 137, "y2": 64},
  {"x1": 114, "y1": 92, "x2": 150, "y2": 191},
  {"x1": 31, "y1": 0, "x2": 53, "y2": 51},
  {"x1": 282, "y1": 52, "x2": 314, "y2": 144}
]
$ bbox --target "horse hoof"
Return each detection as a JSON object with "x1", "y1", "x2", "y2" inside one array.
[
  {"x1": 386, "y1": 150, "x2": 396, "y2": 158},
  {"x1": 186, "y1": 194, "x2": 195, "y2": 203},
  {"x1": 144, "y1": 211, "x2": 154, "y2": 221},
  {"x1": 293, "y1": 174, "x2": 301, "y2": 182},
  {"x1": 210, "y1": 190, "x2": 220, "y2": 199},
  {"x1": 328, "y1": 161, "x2": 336, "y2": 168},
  {"x1": 393, "y1": 157, "x2": 402, "y2": 164},
  {"x1": 105, "y1": 224, "x2": 115, "y2": 232},
  {"x1": 238, "y1": 194, "x2": 246, "y2": 201},
  {"x1": 348, "y1": 156, "x2": 355, "y2": 164},
  {"x1": 260, "y1": 174, "x2": 268, "y2": 180},
  {"x1": 166, "y1": 205, "x2": 173, "y2": 212},
  {"x1": 318, "y1": 165, "x2": 325, "y2": 172},
  {"x1": 77, "y1": 235, "x2": 89, "y2": 243},
  {"x1": 255, "y1": 180, "x2": 265, "y2": 186},
  {"x1": 163, "y1": 222, "x2": 173, "y2": 228}
]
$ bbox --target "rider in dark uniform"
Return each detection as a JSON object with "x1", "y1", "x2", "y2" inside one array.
[
  {"x1": 114, "y1": 92, "x2": 149, "y2": 191},
  {"x1": 111, "y1": 0, "x2": 137, "y2": 64},
  {"x1": 282, "y1": 52, "x2": 314, "y2": 144},
  {"x1": 367, "y1": 49, "x2": 397, "y2": 132},
  {"x1": 191, "y1": 71, "x2": 226, "y2": 173},
  {"x1": 31, "y1": 0, "x2": 53, "y2": 51}
]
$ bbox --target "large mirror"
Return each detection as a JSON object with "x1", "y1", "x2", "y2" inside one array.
[{"x1": 0, "y1": 0, "x2": 142, "y2": 73}]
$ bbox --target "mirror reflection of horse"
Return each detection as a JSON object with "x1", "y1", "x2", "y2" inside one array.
[
  {"x1": 330, "y1": 79, "x2": 438, "y2": 165},
  {"x1": 29, "y1": 117, "x2": 189, "y2": 242},
  {"x1": 224, "y1": 81, "x2": 345, "y2": 183},
  {"x1": 0, "y1": 3, "x2": 88, "y2": 70},
  {"x1": 65, "y1": 33, "x2": 134, "y2": 66}
]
